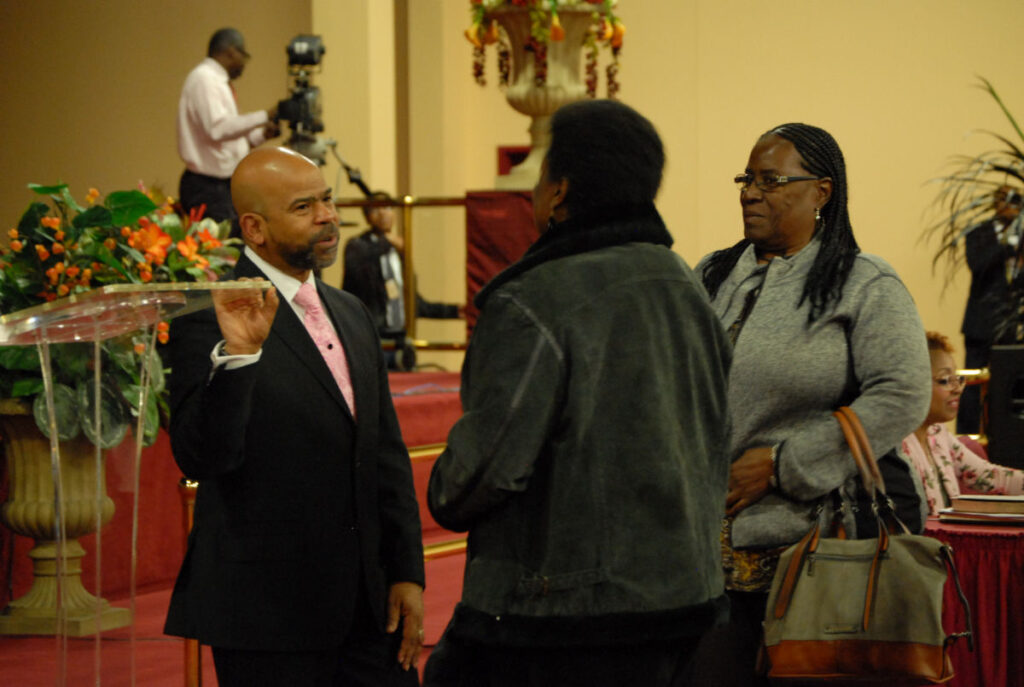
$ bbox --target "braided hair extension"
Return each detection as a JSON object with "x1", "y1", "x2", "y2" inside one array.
[{"x1": 701, "y1": 123, "x2": 860, "y2": 323}]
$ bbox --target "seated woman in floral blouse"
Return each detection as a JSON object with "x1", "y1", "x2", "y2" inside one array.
[{"x1": 902, "y1": 331, "x2": 1024, "y2": 515}]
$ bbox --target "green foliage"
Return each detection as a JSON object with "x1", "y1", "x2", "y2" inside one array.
[{"x1": 1, "y1": 182, "x2": 239, "y2": 446}]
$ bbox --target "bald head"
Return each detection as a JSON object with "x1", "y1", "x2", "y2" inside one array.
[{"x1": 232, "y1": 147, "x2": 315, "y2": 216}]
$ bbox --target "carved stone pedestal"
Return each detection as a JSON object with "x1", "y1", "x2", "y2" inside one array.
[{"x1": 0, "y1": 404, "x2": 131, "y2": 635}]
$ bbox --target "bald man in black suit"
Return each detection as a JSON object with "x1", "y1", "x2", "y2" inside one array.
[{"x1": 164, "y1": 147, "x2": 424, "y2": 686}]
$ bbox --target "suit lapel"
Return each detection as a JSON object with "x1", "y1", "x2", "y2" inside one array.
[{"x1": 234, "y1": 256, "x2": 353, "y2": 419}]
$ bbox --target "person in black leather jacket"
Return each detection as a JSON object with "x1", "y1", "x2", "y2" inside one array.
[{"x1": 424, "y1": 100, "x2": 733, "y2": 687}]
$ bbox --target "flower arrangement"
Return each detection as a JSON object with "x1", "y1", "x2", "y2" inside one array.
[
  {"x1": 0, "y1": 183, "x2": 238, "y2": 447},
  {"x1": 466, "y1": 0, "x2": 624, "y2": 97}
]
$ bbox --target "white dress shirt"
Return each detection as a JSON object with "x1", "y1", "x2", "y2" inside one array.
[{"x1": 178, "y1": 58, "x2": 269, "y2": 179}]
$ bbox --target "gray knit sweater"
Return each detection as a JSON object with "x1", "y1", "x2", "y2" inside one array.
[{"x1": 698, "y1": 238, "x2": 931, "y2": 547}]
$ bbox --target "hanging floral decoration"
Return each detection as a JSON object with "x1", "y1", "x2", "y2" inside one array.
[{"x1": 467, "y1": 0, "x2": 623, "y2": 97}]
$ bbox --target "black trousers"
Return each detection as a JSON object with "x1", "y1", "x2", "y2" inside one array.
[
  {"x1": 179, "y1": 169, "x2": 236, "y2": 226},
  {"x1": 688, "y1": 590, "x2": 769, "y2": 687},
  {"x1": 211, "y1": 596, "x2": 418, "y2": 687},
  {"x1": 424, "y1": 635, "x2": 699, "y2": 687}
]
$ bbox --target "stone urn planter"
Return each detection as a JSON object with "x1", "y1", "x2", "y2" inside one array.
[
  {"x1": 490, "y1": 6, "x2": 594, "y2": 189},
  {"x1": 0, "y1": 399, "x2": 131, "y2": 635}
]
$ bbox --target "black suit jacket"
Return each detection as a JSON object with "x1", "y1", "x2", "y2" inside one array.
[
  {"x1": 962, "y1": 220, "x2": 1013, "y2": 342},
  {"x1": 164, "y1": 254, "x2": 424, "y2": 651}
]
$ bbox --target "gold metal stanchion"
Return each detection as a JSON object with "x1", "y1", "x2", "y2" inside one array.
[{"x1": 177, "y1": 478, "x2": 201, "y2": 687}]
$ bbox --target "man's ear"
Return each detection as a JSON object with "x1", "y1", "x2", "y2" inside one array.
[{"x1": 239, "y1": 213, "x2": 265, "y2": 246}]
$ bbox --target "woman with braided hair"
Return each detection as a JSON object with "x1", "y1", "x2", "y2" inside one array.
[{"x1": 691, "y1": 123, "x2": 931, "y2": 685}]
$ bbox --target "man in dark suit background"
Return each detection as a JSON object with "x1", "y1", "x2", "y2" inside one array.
[
  {"x1": 959, "y1": 185, "x2": 1023, "y2": 433},
  {"x1": 164, "y1": 147, "x2": 424, "y2": 686}
]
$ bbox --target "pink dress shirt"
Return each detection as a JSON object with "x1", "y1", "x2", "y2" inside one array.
[{"x1": 177, "y1": 58, "x2": 269, "y2": 179}]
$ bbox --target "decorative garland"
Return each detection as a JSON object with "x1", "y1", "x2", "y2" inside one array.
[{"x1": 466, "y1": 0, "x2": 623, "y2": 97}]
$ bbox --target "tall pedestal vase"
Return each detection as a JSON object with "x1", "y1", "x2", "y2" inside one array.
[
  {"x1": 491, "y1": 7, "x2": 593, "y2": 189},
  {"x1": 0, "y1": 401, "x2": 131, "y2": 635}
]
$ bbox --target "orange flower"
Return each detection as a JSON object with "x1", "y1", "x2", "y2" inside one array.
[
  {"x1": 86, "y1": 188, "x2": 100, "y2": 204},
  {"x1": 52, "y1": 242, "x2": 65, "y2": 254},
  {"x1": 139, "y1": 269, "x2": 153, "y2": 283},
  {"x1": 8, "y1": 228, "x2": 18, "y2": 239},
  {"x1": 611, "y1": 21, "x2": 626, "y2": 49},
  {"x1": 83, "y1": 267, "x2": 93, "y2": 280},
  {"x1": 176, "y1": 235, "x2": 209, "y2": 268},
  {"x1": 156, "y1": 321, "x2": 170, "y2": 332},
  {"x1": 55, "y1": 261, "x2": 65, "y2": 274},
  {"x1": 10, "y1": 240, "x2": 23, "y2": 252},
  {"x1": 158, "y1": 331, "x2": 169, "y2": 345},
  {"x1": 57, "y1": 284, "x2": 69, "y2": 296},
  {"x1": 65, "y1": 266, "x2": 80, "y2": 279},
  {"x1": 40, "y1": 216, "x2": 61, "y2": 230},
  {"x1": 132, "y1": 224, "x2": 172, "y2": 265},
  {"x1": 600, "y1": 19, "x2": 613, "y2": 41},
  {"x1": 550, "y1": 14, "x2": 565, "y2": 42},
  {"x1": 121, "y1": 226, "x2": 132, "y2": 238},
  {"x1": 483, "y1": 20, "x2": 499, "y2": 45},
  {"x1": 465, "y1": 23, "x2": 482, "y2": 48},
  {"x1": 36, "y1": 245, "x2": 50, "y2": 261},
  {"x1": 134, "y1": 342, "x2": 146, "y2": 355},
  {"x1": 103, "y1": 238, "x2": 117, "y2": 251},
  {"x1": 197, "y1": 227, "x2": 222, "y2": 250},
  {"x1": 54, "y1": 230, "x2": 65, "y2": 241},
  {"x1": 46, "y1": 267, "x2": 59, "y2": 284}
]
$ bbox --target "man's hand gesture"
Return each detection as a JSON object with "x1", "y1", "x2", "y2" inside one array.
[{"x1": 213, "y1": 279, "x2": 279, "y2": 355}]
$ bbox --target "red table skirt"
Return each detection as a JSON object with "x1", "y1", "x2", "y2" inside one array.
[{"x1": 925, "y1": 518, "x2": 1024, "y2": 687}]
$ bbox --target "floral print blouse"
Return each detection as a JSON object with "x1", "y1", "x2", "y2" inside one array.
[{"x1": 902, "y1": 424, "x2": 1024, "y2": 515}]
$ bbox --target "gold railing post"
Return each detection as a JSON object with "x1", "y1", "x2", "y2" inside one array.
[
  {"x1": 402, "y1": 196, "x2": 416, "y2": 339},
  {"x1": 177, "y1": 478, "x2": 201, "y2": 687}
]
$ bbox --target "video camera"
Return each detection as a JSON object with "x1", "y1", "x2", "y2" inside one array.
[{"x1": 277, "y1": 34, "x2": 333, "y2": 165}]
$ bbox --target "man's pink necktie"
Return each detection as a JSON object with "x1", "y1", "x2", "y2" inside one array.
[{"x1": 294, "y1": 282, "x2": 356, "y2": 418}]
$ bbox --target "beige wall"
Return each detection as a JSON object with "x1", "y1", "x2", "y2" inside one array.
[
  {"x1": 399, "y1": 0, "x2": 1024, "y2": 369},
  {"x1": 4, "y1": 1, "x2": 1024, "y2": 373},
  {"x1": 0, "y1": 0, "x2": 310, "y2": 231}
]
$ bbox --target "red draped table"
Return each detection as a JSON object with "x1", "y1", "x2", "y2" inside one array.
[{"x1": 924, "y1": 518, "x2": 1024, "y2": 687}]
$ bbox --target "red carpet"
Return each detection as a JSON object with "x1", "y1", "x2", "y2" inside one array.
[{"x1": 0, "y1": 552, "x2": 463, "y2": 685}]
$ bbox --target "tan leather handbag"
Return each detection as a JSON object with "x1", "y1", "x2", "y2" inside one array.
[{"x1": 760, "y1": 406, "x2": 973, "y2": 685}]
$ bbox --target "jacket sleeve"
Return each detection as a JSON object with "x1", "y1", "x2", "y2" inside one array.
[
  {"x1": 427, "y1": 293, "x2": 564, "y2": 532},
  {"x1": 777, "y1": 273, "x2": 931, "y2": 498},
  {"x1": 415, "y1": 293, "x2": 460, "y2": 319},
  {"x1": 167, "y1": 307, "x2": 261, "y2": 479}
]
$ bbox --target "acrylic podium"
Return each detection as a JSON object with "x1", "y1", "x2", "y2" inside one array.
[{"x1": 0, "y1": 282, "x2": 264, "y2": 686}]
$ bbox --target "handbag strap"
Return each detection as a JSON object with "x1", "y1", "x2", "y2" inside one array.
[
  {"x1": 941, "y1": 545, "x2": 975, "y2": 651},
  {"x1": 774, "y1": 409, "x2": 890, "y2": 627},
  {"x1": 835, "y1": 407, "x2": 911, "y2": 536}
]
